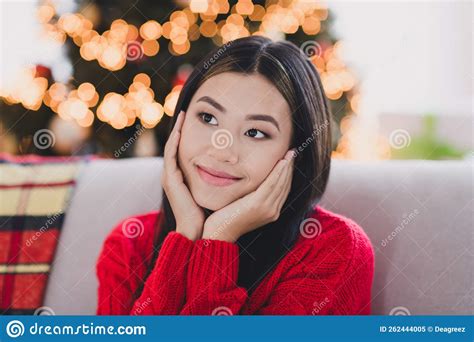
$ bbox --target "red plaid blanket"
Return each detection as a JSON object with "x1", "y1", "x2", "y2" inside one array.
[{"x1": 0, "y1": 153, "x2": 97, "y2": 315}]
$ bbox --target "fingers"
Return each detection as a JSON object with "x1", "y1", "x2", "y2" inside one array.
[
  {"x1": 276, "y1": 154, "x2": 295, "y2": 210},
  {"x1": 173, "y1": 110, "x2": 186, "y2": 134},
  {"x1": 257, "y1": 149, "x2": 295, "y2": 201},
  {"x1": 164, "y1": 110, "x2": 185, "y2": 171},
  {"x1": 282, "y1": 150, "x2": 296, "y2": 192},
  {"x1": 268, "y1": 150, "x2": 295, "y2": 205},
  {"x1": 257, "y1": 150, "x2": 291, "y2": 191},
  {"x1": 164, "y1": 110, "x2": 185, "y2": 155}
]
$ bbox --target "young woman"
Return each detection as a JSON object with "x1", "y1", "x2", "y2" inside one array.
[{"x1": 96, "y1": 35, "x2": 374, "y2": 315}]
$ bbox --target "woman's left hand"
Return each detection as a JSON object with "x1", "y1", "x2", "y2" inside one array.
[{"x1": 202, "y1": 149, "x2": 296, "y2": 243}]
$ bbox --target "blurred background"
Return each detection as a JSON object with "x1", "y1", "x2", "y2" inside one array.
[{"x1": 0, "y1": 0, "x2": 472, "y2": 160}]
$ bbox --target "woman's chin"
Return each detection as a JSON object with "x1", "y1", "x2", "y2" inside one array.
[
  {"x1": 197, "y1": 200, "x2": 226, "y2": 211},
  {"x1": 194, "y1": 193, "x2": 232, "y2": 211}
]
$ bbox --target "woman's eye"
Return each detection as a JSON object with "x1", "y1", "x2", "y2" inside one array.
[
  {"x1": 197, "y1": 113, "x2": 268, "y2": 139},
  {"x1": 198, "y1": 112, "x2": 218, "y2": 126},
  {"x1": 245, "y1": 128, "x2": 268, "y2": 139}
]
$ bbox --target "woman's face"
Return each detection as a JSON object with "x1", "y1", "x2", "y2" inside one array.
[{"x1": 177, "y1": 72, "x2": 293, "y2": 211}]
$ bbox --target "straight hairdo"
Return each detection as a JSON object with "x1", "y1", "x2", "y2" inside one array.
[{"x1": 130, "y1": 35, "x2": 333, "y2": 307}]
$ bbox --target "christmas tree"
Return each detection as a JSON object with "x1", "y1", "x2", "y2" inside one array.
[{"x1": 0, "y1": 0, "x2": 359, "y2": 158}]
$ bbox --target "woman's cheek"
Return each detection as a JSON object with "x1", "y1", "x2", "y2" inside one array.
[
  {"x1": 242, "y1": 151, "x2": 276, "y2": 191},
  {"x1": 180, "y1": 120, "x2": 201, "y2": 154}
]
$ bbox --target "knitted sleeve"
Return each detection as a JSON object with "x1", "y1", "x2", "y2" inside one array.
[
  {"x1": 180, "y1": 238, "x2": 248, "y2": 315},
  {"x1": 179, "y1": 224, "x2": 373, "y2": 315},
  {"x1": 129, "y1": 232, "x2": 194, "y2": 315},
  {"x1": 96, "y1": 222, "x2": 194, "y2": 315},
  {"x1": 96, "y1": 217, "x2": 373, "y2": 315}
]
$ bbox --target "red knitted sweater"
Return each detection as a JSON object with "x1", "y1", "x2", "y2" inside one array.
[{"x1": 96, "y1": 205, "x2": 375, "y2": 315}]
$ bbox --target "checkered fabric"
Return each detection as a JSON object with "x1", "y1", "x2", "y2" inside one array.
[{"x1": 0, "y1": 153, "x2": 96, "y2": 315}]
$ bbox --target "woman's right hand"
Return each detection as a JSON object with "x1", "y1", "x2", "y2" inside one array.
[{"x1": 161, "y1": 110, "x2": 205, "y2": 241}]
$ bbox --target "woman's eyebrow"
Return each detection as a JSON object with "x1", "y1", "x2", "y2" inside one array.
[
  {"x1": 197, "y1": 96, "x2": 226, "y2": 112},
  {"x1": 196, "y1": 96, "x2": 280, "y2": 131},
  {"x1": 245, "y1": 114, "x2": 280, "y2": 132}
]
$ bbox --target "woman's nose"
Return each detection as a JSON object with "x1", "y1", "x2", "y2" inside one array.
[{"x1": 208, "y1": 129, "x2": 239, "y2": 164}]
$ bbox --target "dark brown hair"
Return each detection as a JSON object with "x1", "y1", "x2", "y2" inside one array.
[{"x1": 130, "y1": 35, "x2": 332, "y2": 306}]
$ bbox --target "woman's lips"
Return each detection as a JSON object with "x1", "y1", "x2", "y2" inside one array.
[{"x1": 196, "y1": 165, "x2": 242, "y2": 187}]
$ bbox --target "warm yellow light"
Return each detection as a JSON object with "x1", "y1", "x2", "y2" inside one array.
[
  {"x1": 200, "y1": 21, "x2": 218, "y2": 37},
  {"x1": 280, "y1": 11, "x2": 299, "y2": 34},
  {"x1": 189, "y1": 24, "x2": 201, "y2": 41},
  {"x1": 216, "y1": 0, "x2": 230, "y2": 14},
  {"x1": 100, "y1": 45, "x2": 124, "y2": 70},
  {"x1": 140, "y1": 102, "x2": 164, "y2": 125},
  {"x1": 190, "y1": 0, "x2": 209, "y2": 13},
  {"x1": 226, "y1": 13, "x2": 244, "y2": 26},
  {"x1": 18, "y1": 76, "x2": 48, "y2": 110},
  {"x1": 140, "y1": 20, "x2": 162, "y2": 40},
  {"x1": 37, "y1": 4, "x2": 55, "y2": 23},
  {"x1": 59, "y1": 13, "x2": 82, "y2": 36},
  {"x1": 170, "y1": 26, "x2": 188, "y2": 45},
  {"x1": 110, "y1": 112, "x2": 128, "y2": 129},
  {"x1": 77, "y1": 82, "x2": 96, "y2": 102},
  {"x1": 57, "y1": 100, "x2": 73, "y2": 121},
  {"x1": 302, "y1": 16, "x2": 321, "y2": 35},
  {"x1": 97, "y1": 92, "x2": 125, "y2": 123},
  {"x1": 171, "y1": 11, "x2": 190, "y2": 29},
  {"x1": 80, "y1": 41, "x2": 98, "y2": 61},
  {"x1": 49, "y1": 83, "x2": 68, "y2": 102},
  {"x1": 88, "y1": 92, "x2": 99, "y2": 108},
  {"x1": 162, "y1": 22, "x2": 172, "y2": 39},
  {"x1": 69, "y1": 98, "x2": 88, "y2": 119},
  {"x1": 164, "y1": 86, "x2": 182, "y2": 116},
  {"x1": 171, "y1": 40, "x2": 191, "y2": 55},
  {"x1": 111, "y1": 19, "x2": 128, "y2": 31},
  {"x1": 126, "y1": 25, "x2": 139, "y2": 41},
  {"x1": 133, "y1": 73, "x2": 151, "y2": 88},
  {"x1": 76, "y1": 109, "x2": 95, "y2": 127},
  {"x1": 236, "y1": 0, "x2": 254, "y2": 15},
  {"x1": 350, "y1": 94, "x2": 360, "y2": 114},
  {"x1": 249, "y1": 5, "x2": 265, "y2": 21},
  {"x1": 142, "y1": 40, "x2": 160, "y2": 56}
]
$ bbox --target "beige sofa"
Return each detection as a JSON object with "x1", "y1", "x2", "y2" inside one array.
[{"x1": 43, "y1": 158, "x2": 473, "y2": 315}]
